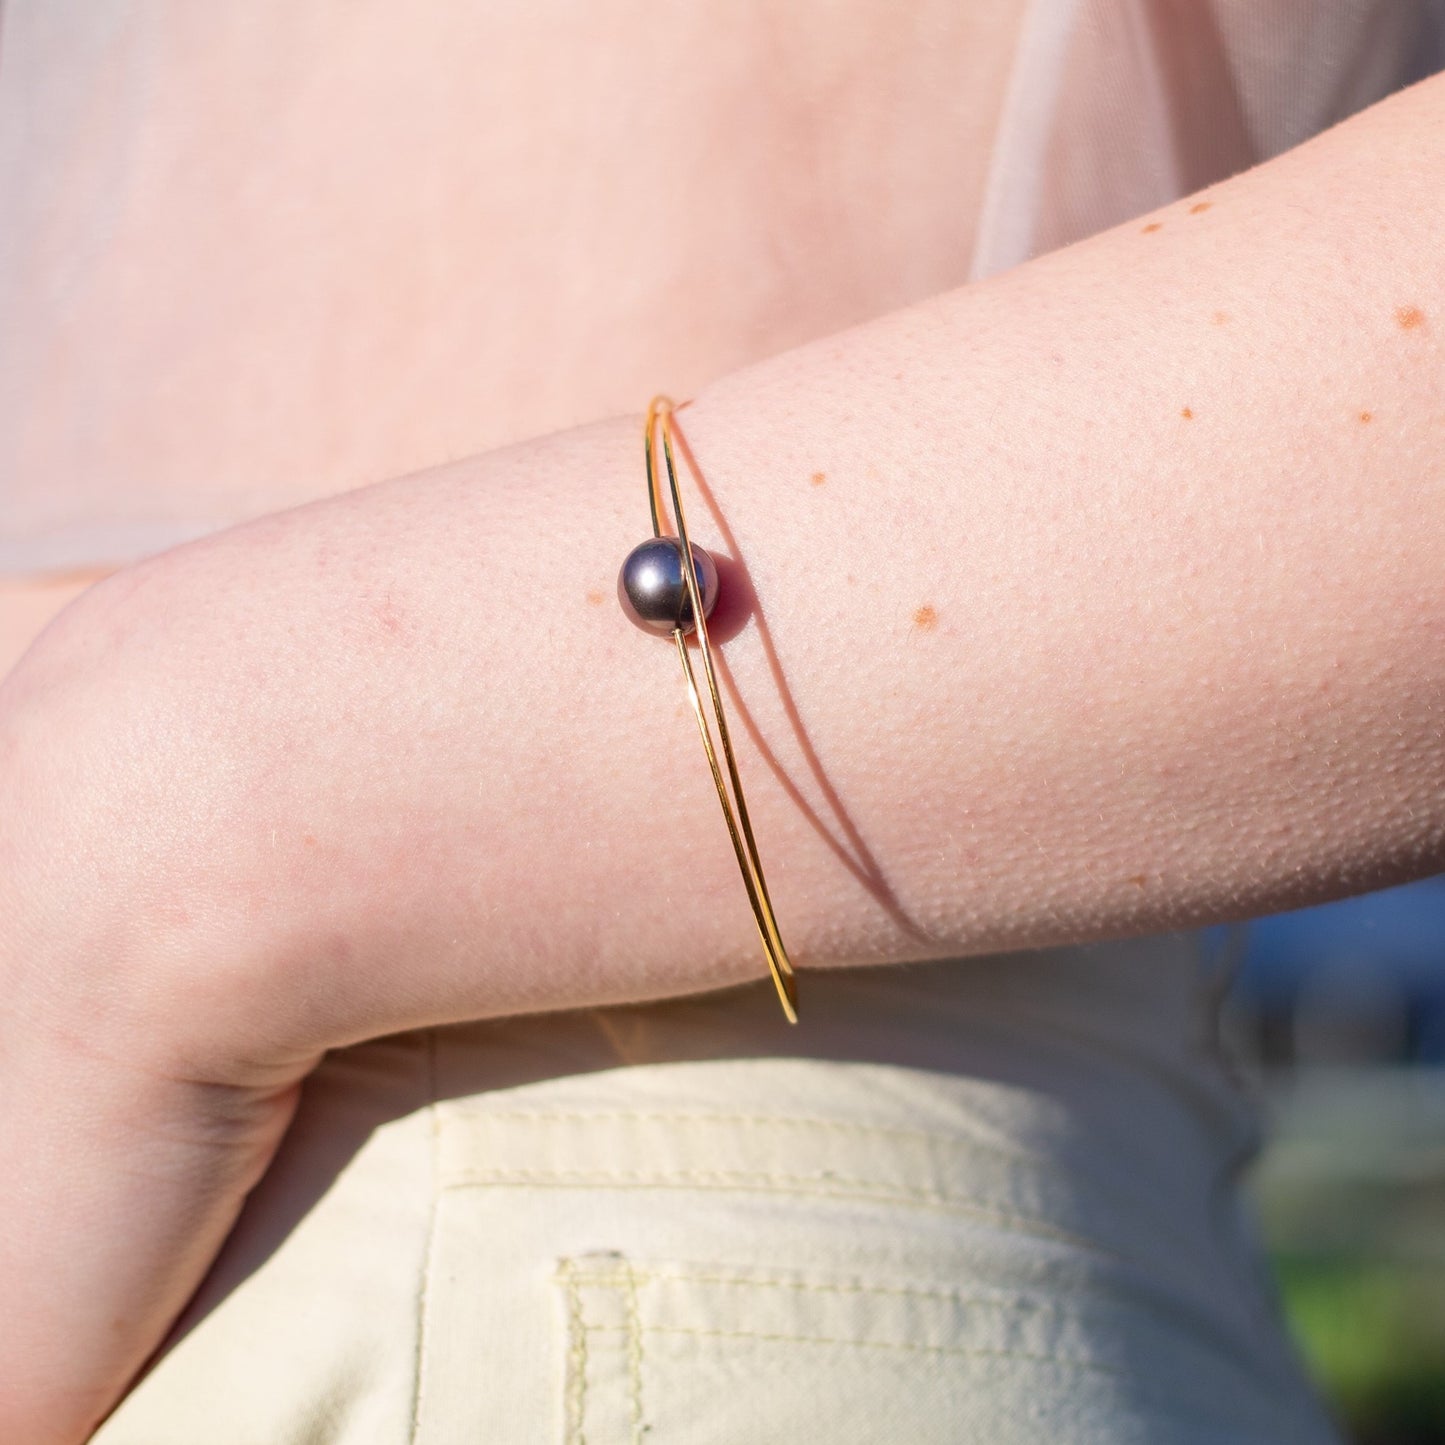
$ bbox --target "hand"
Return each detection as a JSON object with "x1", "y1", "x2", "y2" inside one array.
[{"x1": 0, "y1": 579, "x2": 318, "y2": 1444}]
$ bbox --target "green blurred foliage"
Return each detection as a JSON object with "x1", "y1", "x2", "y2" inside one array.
[
  {"x1": 1249, "y1": 1070, "x2": 1445, "y2": 1445},
  {"x1": 1273, "y1": 1255, "x2": 1445, "y2": 1443}
]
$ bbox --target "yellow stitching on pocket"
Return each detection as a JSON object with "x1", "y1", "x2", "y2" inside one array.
[
  {"x1": 558, "y1": 1255, "x2": 651, "y2": 1443},
  {"x1": 538, "y1": 1264, "x2": 1086, "y2": 1318},
  {"x1": 645, "y1": 1324, "x2": 1127, "y2": 1377},
  {"x1": 623, "y1": 1262, "x2": 644, "y2": 1443},
  {"x1": 637, "y1": 1266, "x2": 1084, "y2": 1316},
  {"x1": 556, "y1": 1260, "x2": 589, "y2": 1445}
]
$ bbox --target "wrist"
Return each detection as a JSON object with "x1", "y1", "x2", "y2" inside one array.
[{"x1": 0, "y1": 634, "x2": 309, "y2": 1443}]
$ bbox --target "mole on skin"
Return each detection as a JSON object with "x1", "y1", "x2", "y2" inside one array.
[
  {"x1": 586, "y1": 590, "x2": 604, "y2": 605},
  {"x1": 810, "y1": 470, "x2": 827, "y2": 487},
  {"x1": 1396, "y1": 305, "x2": 1426, "y2": 330},
  {"x1": 912, "y1": 604, "x2": 938, "y2": 630},
  {"x1": 1189, "y1": 201, "x2": 1212, "y2": 214},
  {"x1": 1140, "y1": 221, "x2": 1163, "y2": 234},
  {"x1": 1180, "y1": 406, "x2": 1194, "y2": 420},
  {"x1": 1359, "y1": 411, "x2": 1373, "y2": 424}
]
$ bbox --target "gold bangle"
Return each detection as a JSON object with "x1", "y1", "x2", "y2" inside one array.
[{"x1": 616, "y1": 396, "x2": 799, "y2": 1023}]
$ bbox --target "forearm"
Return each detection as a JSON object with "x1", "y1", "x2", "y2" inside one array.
[
  {"x1": 156, "y1": 76, "x2": 1445, "y2": 1038},
  {"x1": 13, "y1": 72, "x2": 1445, "y2": 1063},
  {"x1": 688, "y1": 70, "x2": 1445, "y2": 961}
]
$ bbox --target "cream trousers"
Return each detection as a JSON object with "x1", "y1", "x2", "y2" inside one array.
[{"x1": 94, "y1": 941, "x2": 1344, "y2": 1443}]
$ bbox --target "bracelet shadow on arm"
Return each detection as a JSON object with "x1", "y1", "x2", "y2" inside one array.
[{"x1": 668, "y1": 404, "x2": 942, "y2": 956}]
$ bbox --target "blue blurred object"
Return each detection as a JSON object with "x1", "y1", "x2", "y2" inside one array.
[
  {"x1": 1203, "y1": 881, "x2": 1445, "y2": 1442},
  {"x1": 1205, "y1": 876, "x2": 1445, "y2": 1067}
]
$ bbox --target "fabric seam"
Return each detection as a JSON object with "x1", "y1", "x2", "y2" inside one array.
[
  {"x1": 442, "y1": 1167, "x2": 1114, "y2": 1256},
  {"x1": 443, "y1": 1108, "x2": 1066, "y2": 1169},
  {"x1": 406, "y1": 1029, "x2": 442, "y2": 1445},
  {"x1": 583, "y1": 1321, "x2": 1127, "y2": 1376}
]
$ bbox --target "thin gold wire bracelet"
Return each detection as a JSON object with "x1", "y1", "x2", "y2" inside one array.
[{"x1": 616, "y1": 396, "x2": 799, "y2": 1023}]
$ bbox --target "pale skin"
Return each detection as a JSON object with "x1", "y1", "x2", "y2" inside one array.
[{"x1": 1, "y1": 70, "x2": 1443, "y2": 1445}]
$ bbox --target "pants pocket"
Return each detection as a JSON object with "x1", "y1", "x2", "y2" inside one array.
[
  {"x1": 550, "y1": 1248, "x2": 1171, "y2": 1445},
  {"x1": 413, "y1": 1064, "x2": 1335, "y2": 1444}
]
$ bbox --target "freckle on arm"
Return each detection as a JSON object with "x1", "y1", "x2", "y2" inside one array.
[
  {"x1": 1180, "y1": 406, "x2": 1193, "y2": 420},
  {"x1": 1396, "y1": 304, "x2": 1426, "y2": 330},
  {"x1": 912, "y1": 604, "x2": 937, "y2": 630},
  {"x1": 810, "y1": 471, "x2": 826, "y2": 487},
  {"x1": 1140, "y1": 221, "x2": 1163, "y2": 234},
  {"x1": 374, "y1": 593, "x2": 404, "y2": 635},
  {"x1": 586, "y1": 590, "x2": 604, "y2": 605},
  {"x1": 1188, "y1": 201, "x2": 1212, "y2": 215}
]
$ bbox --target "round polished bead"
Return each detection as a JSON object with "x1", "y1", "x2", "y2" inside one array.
[{"x1": 617, "y1": 536, "x2": 720, "y2": 636}]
